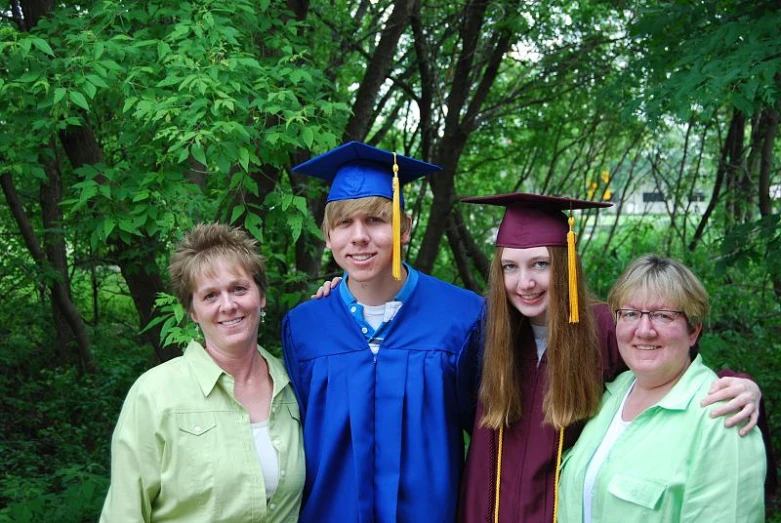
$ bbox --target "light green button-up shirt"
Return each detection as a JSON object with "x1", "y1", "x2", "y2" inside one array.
[
  {"x1": 100, "y1": 341, "x2": 305, "y2": 522},
  {"x1": 558, "y1": 354, "x2": 765, "y2": 523}
]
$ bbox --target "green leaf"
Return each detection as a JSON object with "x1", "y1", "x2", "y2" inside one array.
[
  {"x1": 83, "y1": 81, "x2": 97, "y2": 100},
  {"x1": 286, "y1": 213, "x2": 303, "y2": 242},
  {"x1": 69, "y1": 91, "x2": 90, "y2": 111},
  {"x1": 122, "y1": 97, "x2": 137, "y2": 113},
  {"x1": 230, "y1": 205, "x2": 246, "y2": 224},
  {"x1": 53, "y1": 88, "x2": 66, "y2": 105},
  {"x1": 156, "y1": 76, "x2": 181, "y2": 88},
  {"x1": 302, "y1": 127, "x2": 314, "y2": 148},
  {"x1": 86, "y1": 74, "x2": 109, "y2": 88},
  {"x1": 17, "y1": 71, "x2": 40, "y2": 83},
  {"x1": 103, "y1": 218, "x2": 116, "y2": 238},
  {"x1": 191, "y1": 143, "x2": 207, "y2": 166},
  {"x1": 158, "y1": 41, "x2": 171, "y2": 60},
  {"x1": 245, "y1": 212, "x2": 263, "y2": 241},
  {"x1": 30, "y1": 37, "x2": 55, "y2": 57},
  {"x1": 238, "y1": 147, "x2": 250, "y2": 172},
  {"x1": 132, "y1": 190, "x2": 150, "y2": 202}
]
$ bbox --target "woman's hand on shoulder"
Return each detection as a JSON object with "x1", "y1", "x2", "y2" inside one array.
[
  {"x1": 701, "y1": 376, "x2": 761, "y2": 437},
  {"x1": 311, "y1": 277, "x2": 343, "y2": 299}
]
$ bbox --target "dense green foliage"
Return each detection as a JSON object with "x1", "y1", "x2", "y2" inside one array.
[{"x1": 1, "y1": 0, "x2": 780, "y2": 520}]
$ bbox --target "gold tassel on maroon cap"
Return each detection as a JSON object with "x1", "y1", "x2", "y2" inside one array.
[
  {"x1": 567, "y1": 216, "x2": 579, "y2": 323},
  {"x1": 392, "y1": 152, "x2": 402, "y2": 281}
]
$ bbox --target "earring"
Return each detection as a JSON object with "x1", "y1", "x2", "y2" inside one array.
[
  {"x1": 260, "y1": 309, "x2": 266, "y2": 324},
  {"x1": 194, "y1": 323, "x2": 201, "y2": 336}
]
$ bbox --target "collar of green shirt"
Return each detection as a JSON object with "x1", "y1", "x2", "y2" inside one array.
[
  {"x1": 184, "y1": 340, "x2": 290, "y2": 398},
  {"x1": 605, "y1": 353, "x2": 708, "y2": 413}
]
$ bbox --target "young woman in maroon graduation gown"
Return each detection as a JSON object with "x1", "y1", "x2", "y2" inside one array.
[{"x1": 457, "y1": 193, "x2": 766, "y2": 523}]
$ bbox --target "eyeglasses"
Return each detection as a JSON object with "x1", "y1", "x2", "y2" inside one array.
[{"x1": 614, "y1": 309, "x2": 685, "y2": 325}]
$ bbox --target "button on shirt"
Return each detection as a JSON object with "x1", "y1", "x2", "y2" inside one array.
[
  {"x1": 100, "y1": 341, "x2": 305, "y2": 522},
  {"x1": 340, "y1": 263, "x2": 418, "y2": 354}
]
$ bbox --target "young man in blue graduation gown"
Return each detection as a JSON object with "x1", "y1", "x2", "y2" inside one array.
[{"x1": 282, "y1": 141, "x2": 484, "y2": 523}]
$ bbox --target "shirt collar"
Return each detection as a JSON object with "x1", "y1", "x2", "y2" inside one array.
[
  {"x1": 605, "y1": 353, "x2": 706, "y2": 411},
  {"x1": 184, "y1": 340, "x2": 289, "y2": 398},
  {"x1": 339, "y1": 262, "x2": 419, "y2": 306}
]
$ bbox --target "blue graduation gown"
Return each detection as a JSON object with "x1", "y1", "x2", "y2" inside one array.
[{"x1": 282, "y1": 271, "x2": 484, "y2": 523}]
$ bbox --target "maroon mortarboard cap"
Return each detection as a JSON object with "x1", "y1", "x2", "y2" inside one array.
[{"x1": 460, "y1": 192, "x2": 612, "y2": 248}]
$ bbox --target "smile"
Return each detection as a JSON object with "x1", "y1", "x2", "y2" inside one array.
[
  {"x1": 220, "y1": 317, "x2": 244, "y2": 326},
  {"x1": 350, "y1": 253, "x2": 375, "y2": 261},
  {"x1": 635, "y1": 345, "x2": 660, "y2": 351},
  {"x1": 518, "y1": 292, "x2": 544, "y2": 301}
]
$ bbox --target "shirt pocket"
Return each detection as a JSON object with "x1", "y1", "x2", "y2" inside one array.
[
  {"x1": 286, "y1": 403, "x2": 301, "y2": 425},
  {"x1": 607, "y1": 473, "x2": 666, "y2": 510},
  {"x1": 172, "y1": 412, "x2": 218, "y2": 491},
  {"x1": 176, "y1": 412, "x2": 217, "y2": 436}
]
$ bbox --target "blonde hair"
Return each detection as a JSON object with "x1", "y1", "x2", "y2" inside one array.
[
  {"x1": 479, "y1": 246, "x2": 603, "y2": 429},
  {"x1": 168, "y1": 223, "x2": 268, "y2": 313},
  {"x1": 608, "y1": 254, "x2": 709, "y2": 332},
  {"x1": 321, "y1": 196, "x2": 411, "y2": 238}
]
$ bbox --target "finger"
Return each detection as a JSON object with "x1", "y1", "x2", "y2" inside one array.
[
  {"x1": 739, "y1": 410, "x2": 760, "y2": 437},
  {"x1": 708, "y1": 395, "x2": 750, "y2": 418},
  {"x1": 708, "y1": 378, "x2": 731, "y2": 394},
  {"x1": 720, "y1": 402, "x2": 754, "y2": 428},
  {"x1": 701, "y1": 387, "x2": 742, "y2": 407}
]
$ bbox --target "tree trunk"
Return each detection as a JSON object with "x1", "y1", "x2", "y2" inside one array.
[
  {"x1": 59, "y1": 124, "x2": 169, "y2": 360},
  {"x1": 1, "y1": 173, "x2": 97, "y2": 374},
  {"x1": 342, "y1": 0, "x2": 415, "y2": 142},
  {"x1": 417, "y1": 0, "x2": 510, "y2": 273},
  {"x1": 13, "y1": 0, "x2": 97, "y2": 372},
  {"x1": 18, "y1": 0, "x2": 53, "y2": 30},
  {"x1": 689, "y1": 110, "x2": 745, "y2": 251},
  {"x1": 40, "y1": 148, "x2": 76, "y2": 365},
  {"x1": 755, "y1": 108, "x2": 778, "y2": 217}
]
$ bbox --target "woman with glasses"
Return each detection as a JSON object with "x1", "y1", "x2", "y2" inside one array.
[
  {"x1": 457, "y1": 194, "x2": 766, "y2": 523},
  {"x1": 557, "y1": 254, "x2": 766, "y2": 522}
]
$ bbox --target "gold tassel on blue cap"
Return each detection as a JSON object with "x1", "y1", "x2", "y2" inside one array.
[
  {"x1": 392, "y1": 152, "x2": 402, "y2": 280},
  {"x1": 567, "y1": 215, "x2": 579, "y2": 323}
]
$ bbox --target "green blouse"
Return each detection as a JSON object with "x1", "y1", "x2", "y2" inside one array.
[{"x1": 100, "y1": 341, "x2": 304, "y2": 522}]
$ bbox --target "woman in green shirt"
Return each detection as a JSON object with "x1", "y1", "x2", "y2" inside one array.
[
  {"x1": 101, "y1": 223, "x2": 305, "y2": 522},
  {"x1": 558, "y1": 255, "x2": 765, "y2": 522}
]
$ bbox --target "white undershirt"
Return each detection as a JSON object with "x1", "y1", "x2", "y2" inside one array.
[
  {"x1": 531, "y1": 324, "x2": 548, "y2": 364},
  {"x1": 360, "y1": 301, "x2": 403, "y2": 354},
  {"x1": 251, "y1": 421, "x2": 279, "y2": 500},
  {"x1": 582, "y1": 381, "x2": 635, "y2": 522},
  {"x1": 362, "y1": 304, "x2": 385, "y2": 329}
]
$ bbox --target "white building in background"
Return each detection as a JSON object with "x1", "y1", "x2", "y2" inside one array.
[{"x1": 610, "y1": 184, "x2": 707, "y2": 216}]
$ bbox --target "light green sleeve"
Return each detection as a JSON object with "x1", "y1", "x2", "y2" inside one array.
[
  {"x1": 680, "y1": 415, "x2": 766, "y2": 522},
  {"x1": 100, "y1": 378, "x2": 163, "y2": 523}
]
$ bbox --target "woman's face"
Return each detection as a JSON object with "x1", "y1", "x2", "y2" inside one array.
[
  {"x1": 501, "y1": 246, "x2": 551, "y2": 326},
  {"x1": 189, "y1": 257, "x2": 265, "y2": 355},
  {"x1": 614, "y1": 291, "x2": 701, "y2": 387}
]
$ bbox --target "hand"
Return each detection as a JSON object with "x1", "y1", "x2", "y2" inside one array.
[
  {"x1": 701, "y1": 377, "x2": 761, "y2": 437},
  {"x1": 311, "y1": 276, "x2": 343, "y2": 299}
]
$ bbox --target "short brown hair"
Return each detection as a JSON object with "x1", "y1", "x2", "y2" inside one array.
[
  {"x1": 608, "y1": 254, "x2": 709, "y2": 332},
  {"x1": 321, "y1": 196, "x2": 411, "y2": 238},
  {"x1": 168, "y1": 223, "x2": 268, "y2": 312}
]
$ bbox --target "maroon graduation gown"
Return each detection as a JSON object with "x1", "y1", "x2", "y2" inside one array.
[{"x1": 458, "y1": 304, "x2": 623, "y2": 523}]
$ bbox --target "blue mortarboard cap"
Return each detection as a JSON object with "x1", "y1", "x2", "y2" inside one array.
[{"x1": 292, "y1": 141, "x2": 441, "y2": 206}]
